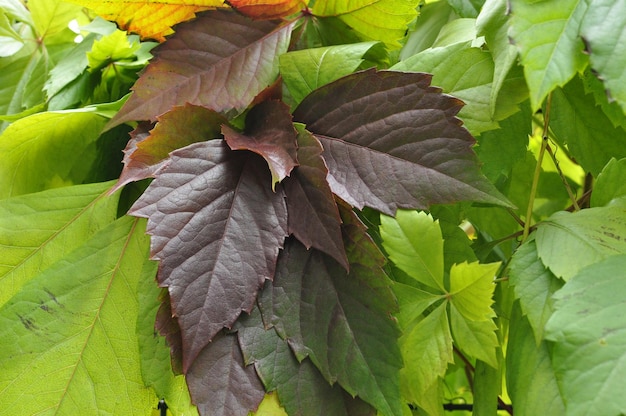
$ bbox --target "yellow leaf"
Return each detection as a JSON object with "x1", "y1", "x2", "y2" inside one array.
[
  {"x1": 66, "y1": 0, "x2": 228, "y2": 41},
  {"x1": 229, "y1": 0, "x2": 306, "y2": 19}
]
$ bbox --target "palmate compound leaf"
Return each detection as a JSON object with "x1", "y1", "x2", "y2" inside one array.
[
  {"x1": 107, "y1": 11, "x2": 294, "y2": 129},
  {"x1": 129, "y1": 140, "x2": 288, "y2": 372},
  {"x1": 293, "y1": 69, "x2": 511, "y2": 216},
  {"x1": 236, "y1": 305, "x2": 375, "y2": 416},
  {"x1": 0, "y1": 215, "x2": 158, "y2": 414},
  {"x1": 545, "y1": 255, "x2": 626, "y2": 416},
  {"x1": 258, "y1": 206, "x2": 403, "y2": 416}
]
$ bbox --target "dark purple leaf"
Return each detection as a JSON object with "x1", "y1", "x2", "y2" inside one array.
[
  {"x1": 258, "y1": 207, "x2": 402, "y2": 416},
  {"x1": 107, "y1": 11, "x2": 294, "y2": 129},
  {"x1": 293, "y1": 68, "x2": 511, "y2": 215},
  {"x1": 283, "y1": 126, "x2": 348, "y2": 269},
  {"x1": 223, "y1": 100, "x2": 299, "y2": 188},
  {"x1": 113, "y1": 105, "x2": 226, "y2": 192},
  {"x1": 186, "y1": 332, "x2": 265, "y2": 416},
  {"x1": 236, "y1": 305, "x2": 375, "y2": 416},
  {"x1": 130, "y1": 140, "x2": 288, "y2": 371}
]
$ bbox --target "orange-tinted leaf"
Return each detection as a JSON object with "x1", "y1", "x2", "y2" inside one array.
[
  {"x1": 66, "y1": 0, "x2": 228, "y2": 42},
  {"x1": 229, "y1": 0, "x2": 305, "y2": 19}
]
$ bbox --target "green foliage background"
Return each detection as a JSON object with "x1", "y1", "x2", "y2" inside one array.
[{"x1": 1, "y1": 0, "x2": 626, "y2": 415}]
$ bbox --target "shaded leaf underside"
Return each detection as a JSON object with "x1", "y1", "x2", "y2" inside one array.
[
  {"x1": 130, "y1": 140, "x2": 288, "y2": 371},
  {"x1": 294, "y1": 69, "x2": 511, "y2": 215}
]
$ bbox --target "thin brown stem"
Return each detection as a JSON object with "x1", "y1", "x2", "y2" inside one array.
[{"x1": 545, "y1": 143, "x2": 580, "y2": 211}]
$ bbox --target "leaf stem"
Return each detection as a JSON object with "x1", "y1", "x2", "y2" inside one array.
[
  {"x1": 523, "y1": 93, "x2": 552, "y2": 242},
  {"x1": 544, "y1": 142, "x2": 580, "y2": 211}
]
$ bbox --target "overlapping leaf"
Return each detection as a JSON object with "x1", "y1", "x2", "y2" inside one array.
[
  {"x1": 114, "y1": 105, "x2": 227, "y2": 191},
  {"x1": 186, "y1": 332, "x2": 265, "y2": 416},
  {"x1": 591, "y1": 158, "x2": 626, "y2": 208},
  {"x1": 237, "y1": 306, "x2": 375, "y2": 416},
  {"x1": 282, "y1": 125, "x2": 347, "y2": 269},
  {"x1": 294, "y1": 69, "x2": 511, "y2": 215},
  {"x1": 107, "y1": 11, "x2": 294, "y2": 128},
  {"x1": 130, "y1": 140, "x2": 288, "y2": 371},
  {"x1": 545, "y1": 255, "x2": 626, "y2": 416},
  {"x1": 259, "y1": 208, "x2": 402, "y2": 416},
  {"x1": 0, "y1": 216, "x2": 158, "y2": 414},
  {"x1": 223, "y1": 100, "x2": 298, "y2": 189},
  {"x1": 228, "y1": 0, "x2": 305, "y2": 19}
]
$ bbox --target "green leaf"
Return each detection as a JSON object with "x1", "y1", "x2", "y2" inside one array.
[
  {"x1": 580, "y1": 68, "x2": 626, "y2": 130},
  {"x1": 136, "y1": 260, "x2": 198, "y2": 415},
  {"x1": 535, "y1": 206, "x2": 626, "y2": 281},
  {"x1": 0, "y1": 111, "x2": 107, "y2": 199},
  {"x1": 591, "y1": 158, "x2": 626, "y2": 208},
  {"x1": 311, "y1": 0, "x2": 419, "y2": 49},
  {"x1": 0, "y1": 0, "x2": 33, "y2": 25},
  {"x1": 280, "y1": 41, "x2": 381, "y2": 107},
  {"x1": 400, "y1": 0, "x2": 456, "y2": 59},
  {"x1": 430, "y1": 204, "x2": 478, "y2": 271},
  {"x1": 551, "y1": 76, "x2": 626, "y2": 176},
  {"x1": 44, "y1": 33, "x2": 96, "y2": 99},
  {"x1": 507, "y1": 303, "x2": 565, "y2": 416},
  {"x1": 392, "y1": 42, "x2": 526, "y2": 135},
  {"x1": 0, "y1": 216, "x2": 159, "y2": 414},
  {"x1": 393, "y1": 282, "x2": 443, "y2": 331},
  {"x1": 399, "y1": 303, "x2": 453, "y2": 408},
  {"x1": 87, "y1": 29, "x2": 140, "y2": 71},
  {"x1": 28, "y1": 0, "x2": 82, "y2": 40},
  {"x1": 0, "y1": 11, "x2": 23, "y2": 57},
  {"x1": 476, "y1": 0, "x2": 521, "y2": 115},
  {"x1": 449, "y1": 304, "x2": 499, "y2": 367},
  {"x1": 431, "y1": 18, "x2": 478, "y2": 48},
  {"x1": 448, "y1": 261, "x2": 500, "y2": 322},
  {"x1": 580, "y1": 0, "x2": 626, "y2": 113},
  {"x1": 448, "y1": 0, "x2": 484, "y2": 18},
  {"x1": 545, "y1": 255, "x2": 626, "y2": 416},
  {"x1": 508, "y1": 238, "x2": 563, "y2": 343},
  {"x1": 507, "y1": 0, "x2": 589, "y2": 110},
  {"x1": 380, "y1": 210, "x2": 445, "y2": 292},
  {"x1": 0, "y1": 182, "x2": 119, "y2": 308}
]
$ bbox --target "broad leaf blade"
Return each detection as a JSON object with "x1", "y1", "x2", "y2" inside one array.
[
  {"x1": 229, "y1": 0, "x2": 304, "y2": 19},
  {"x1": 545, "y1": 255, "x2": 626, "y2": 416},
  {"x1": 580, "y1": 0, "x2": 626, "y2": 113},
  {"x1": 535, "y1": 206, "x2": 626, "y2": 281},
  {"x1": 448, "y1": 261, "x2": 499, "y2": 322},
  {"x1": 449, "y1": 304, "x2": 499, "y2": 368},
  {"x1": 115, "y1": 105, "x2": 227, "y2": 191},
  {"x1": 0, "y1": 182, "x2": 119, "y2": 307},
  {"x1": 107, "y1": 11, "x2": 293, "y2": 128},
  {"x1": 283, "y1": 126, "x2": 347, "y2": 269},
  {"x1": 294, "y1": 69, "x2": 511, "y2": 215},
  {"x1": 507, "y1": 0, "x2": 588, "y2": 110},
  {"x1": 130, "y1": 140, "x2": 288, "y2": 371},
  {"x1": 223, "y1": 100, "x2": 299, "y2": 189},
  {"x1": 0, "y1": 216, "x2": 158, "y2": 414},
  {"x1": 186, "y1": 332, "x2": 265, "y2": 416},
  {"x1": 591, "y1": 158, "x2": 626, "y2": 208}
]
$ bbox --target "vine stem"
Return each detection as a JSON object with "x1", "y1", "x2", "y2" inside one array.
[
  {"x1": 545, "y1": 143, "x2": 580, "y2": 211},
  {"x1": 523, "y1": 93, "x2": 552, "y2": 242}
]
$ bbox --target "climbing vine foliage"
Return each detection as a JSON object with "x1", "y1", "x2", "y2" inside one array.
[{"x1": 1, "y1": 1, "x2": 626, "y2": 415}]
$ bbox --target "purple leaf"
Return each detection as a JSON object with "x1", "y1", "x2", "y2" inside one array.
[
  {"x1": 283, "y1": 126, "x2": 348, "y2": 269},
  {"x1": 223, "y1": 100, "x2": 299, "y2": 189},
  {"x1": 186, "y1": 332, "x2": 265, "y2": 416},
  {"x1": 107, "y1": 11, "x2": 294, "y2": 129},
  {"x1": 130, "y1": 140, "x2": 288, "y2": 371},
  {"x1": 294, "y1": 69, "x2": 512, "y2": 215}
]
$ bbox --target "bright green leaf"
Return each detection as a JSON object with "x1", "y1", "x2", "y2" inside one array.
[
  {"x1": 580, "y1": 0, "x2": 626, "y2": 113},
  {"x1": 399, "y1": 303, "x2": 453, "y2": 409},
  {"x1": 252, "y1": 393, "x2": 288, "y2": 416},
  {"x1": 591, "y1": 158, "x2": 626, "y2": 208},
  {"x1": 0, "y1": 111, "x2": 107, "y2": 199},
  {"x1": 448, "y1": 0, "x2": 484, "y2": 18},
  {"x1": 44, "y1": 33, "x2": 96, "y2": 99},
  {"x1": 449, "y1": 261, "x2": 500, "y2": 321},
  {"x1": 551, "y1": 76, "x2": 626, "y2": 176},
  {"x1": 0, "y1": 0, "x2": 33, "y2": 25},
  {"x1": 0, "y1": 11, "x2": 23, "y2": 57},
  {"x1": 393, "y1": 282, "x2": 443, "y2": 330},
  {"x1": 507, "y1": 303, "x2": 565, "y2": 416},
  {"x1": 280, "y1": 41, "x2": 380, "y2": 107},
  {"x1": 0, "y1": 216, "x2": 158, "y2": 414},
  {"x1": 400, "y1": 0, "x2": 455, "y2": 59},
  {"x1": 87, "y1": 29, "x2": 140, "y2": 71},
  {"x1": 545, "y1": 255, "x2": 626, "y2": 416},
  {"x1": 0, "y1": 181, "x2": 119, "y2": 308},
  {"x1": 380, "y1": 210, "x2": 445, "y2": 292},
  {"x1": 449, "y1": 303, "x2": 498, "y2": 367},
  {"x1": 28, "y1": 0, "x2": 82, "y2": 40},
  {"x1": 429, "y1": 204, "x2": 478, "y2": 270},
  {"x1": 508, "y1": 0, "x2": 589, "y2": 111},
  {"x1": 536, "y1": 206, "x2": 626, "y2": 281},
  {"x1": 0, "y1": 51, "x2": 43, "y2": 132},
  {"x1": 311, "y1": 0, "x2": 419, "y2": 49},
  {"x1": 431, "y1": 18, "x2": 478, "y2": 48},
  {"x1": 508, "y1": 238, "x2": 563, "y2": 343}
]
